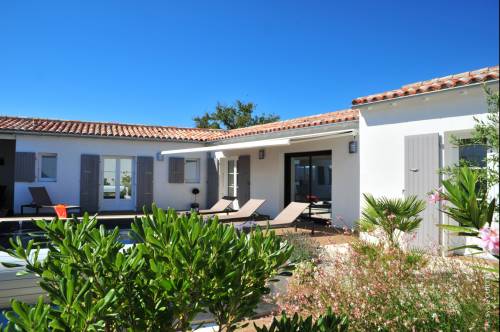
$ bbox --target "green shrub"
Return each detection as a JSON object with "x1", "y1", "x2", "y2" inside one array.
[
  {"x1": 255, "y1": 308, "x2": 348, "y2": 332},
  {"x1": 1, "y1": 205, "x2": 293, "y2": 332}
]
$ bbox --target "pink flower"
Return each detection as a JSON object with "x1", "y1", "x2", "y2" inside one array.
[
  {"x1": 387, "y1": 213, "x2": 396, "y2": 221},
  {"x1": 429, "y1": 188, "x2": 444, "y2": 204},
  {"x1": 479, "y1": 223, "x2": 499, "y2": 255}
]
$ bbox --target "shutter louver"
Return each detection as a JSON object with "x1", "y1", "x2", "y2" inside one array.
[
  {"x1": 168, "y1": 157, "x2": 185, "y2": 183},
  {"x1": 15, "y1": 152, "x2": 36, "y2": 182}
]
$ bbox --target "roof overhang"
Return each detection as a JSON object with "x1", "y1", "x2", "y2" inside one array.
[
  {"x1": 355, "y1": 79, "x2": 500, "y2": 108},
  {"x1": 161, "y1": 129, "x2": 357, "y2": 155}
]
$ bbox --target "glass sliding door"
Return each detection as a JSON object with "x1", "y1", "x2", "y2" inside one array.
[
  {"x1": 285, "y1": 151, "x2": 332, "y2": 221},
  {"x1": 102, "y1": 157, "x2": 135, "y2": 211}
]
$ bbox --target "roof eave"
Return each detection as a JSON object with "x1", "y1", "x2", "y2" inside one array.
[
  {"x1": 0, "y1": 130, "x2": 209, "y2": 144},
  {"x1": 354, "y1": 79, "x2": 499, "y2": 108},
  {"x1": 206, "y1": 119, "x2": 359, "y2": 146}
]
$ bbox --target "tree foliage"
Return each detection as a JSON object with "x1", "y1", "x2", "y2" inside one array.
[
  {"x1": 194, "y1": 100, "x2": 280, "y2": 129},
  {"x1": 473, "y1": 87, "x2": 499, "y2": 187},
  {"x1": 443, "y1": 87, "x2": 499, "y2": 198},
  {"x1": 0, "y1": 206, "x2": 293, "y2": 331}
]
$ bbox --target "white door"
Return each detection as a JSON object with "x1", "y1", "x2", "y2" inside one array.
[{"x1": 101, "y1": 157, "x2": 135, "y2": 211}]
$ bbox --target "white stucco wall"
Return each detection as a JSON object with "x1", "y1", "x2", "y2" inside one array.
[
  {"x1": 13, "y1": 135, "x2": 208, "y2": 213},
  {"x1": 217, "y1": 134, "x2": 360, "y2": 228},
  {"x1": 359, "y1": 82, "x2": 499, "y2": 250}
]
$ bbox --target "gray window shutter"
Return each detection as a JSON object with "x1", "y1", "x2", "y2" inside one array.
[
  {"x1": 137, "y1": 156, "x2": 154, "y2": 211},
  {"x1": 404, "y1": 133, "x2": 440, "y2": 249},
  {"x1": 237, "y1": 155, "x2": 251, "y2": 206},
  {"x1": 168, "y1": 157, "x2": 184, "y2": 183},
  {"x1": 80, "y1": 154, "x2": 100, "y2": 213},
  {"x1": 206, "y1": 153, "x2": 219, "y2": 207},
  {"x1": 15, "y1": 152, "x2": 36, "y2": 182}
]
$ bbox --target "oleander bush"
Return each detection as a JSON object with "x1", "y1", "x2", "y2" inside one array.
[
  {"x1": 1, "y1": 205, "x2": 293, "y2": 332},
  {"x1": 279, "y1": 241, "x2": 499, "y2": 331}
]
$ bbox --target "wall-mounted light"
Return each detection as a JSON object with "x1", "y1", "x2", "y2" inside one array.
[
  {"x1": 349, "y1": 141, "x2": 358, "y2": 154},
  {"x1": 156, "y1": 152, "x2": 165, "y2": 161},
  {"x1": 258, "y1": 149, "x2": 266, "y2": 160}
]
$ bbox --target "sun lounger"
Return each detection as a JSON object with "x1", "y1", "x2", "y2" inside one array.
[
  {"x1": 234, "y1": 202, "x2": 310, "y2": 230},
  {"x1": 197, "y1": 198, "x2": 234, "y2": 214},
  {"x1": 21, "y1": 187, "x2": 80, "y2": 215},
  {"x1": 211, "y1": 199, "x2": 266, "y2": 222}
]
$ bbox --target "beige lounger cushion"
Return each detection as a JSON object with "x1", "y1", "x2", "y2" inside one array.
[
  {"x1": 197, "y1": 198, "x2": 233, "y2": 214},
  {"x1": 215, "y1": 199, "x2": 266, "y2": 221},
  {"x1": 246, "y1": 202, "x2": 310, "y2": 228}
]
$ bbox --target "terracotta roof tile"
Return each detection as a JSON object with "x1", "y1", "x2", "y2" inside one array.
[
  {"x1": 0, "y1": 109, "x2": 359, "y2": 143},
  {"x1": 352, "y1": 65, "x2": 499, "y2": 105},
  {"x1": 0, "y1": 116, "x2": 226, "y2": 142},
  {"x1": 211, "y1": 109, "x2": 359, "y2": 141}
]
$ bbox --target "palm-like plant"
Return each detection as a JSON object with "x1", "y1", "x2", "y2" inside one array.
[
  {"x1": 358, "y1": 194, "x2": 426, "y2": 248},
  {"x1": 440, "y1": 166, "x2": 495, "y2": 232},
  {"x1": 437, "y1": 166, "x2": 498, "y2": 261}
]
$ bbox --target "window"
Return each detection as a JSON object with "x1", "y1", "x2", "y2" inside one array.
[
  {"x1": 184, "y1": 158, "x2": 200, "y2": 183},
  {"x1": 227, "y1": 159, "x2": 238, "y2": 197},
  {"x1": 40, "y1": 154, "x2": 57, "y2": 181},
  {"x1": 459, "y1": 140, "x2": 487, "y2": 168},
  {"x1": 459, "y1": 139, "x2": 488, "y2": 193},
  {"x1": 103, "y1": 158, "x2": 116, "y2": 199}
]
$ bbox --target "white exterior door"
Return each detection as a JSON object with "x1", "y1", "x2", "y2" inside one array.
[{"x1": 101, "y1": 157, "x2": 135, "y2": 211}]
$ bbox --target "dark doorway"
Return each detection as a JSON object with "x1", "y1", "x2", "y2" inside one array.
[
  {"x1": 0, "y1": 139, "x2": 16, "y2": 216},
  {"x1": 285, "y1": 150, "x2": 332, "y2": 221}
]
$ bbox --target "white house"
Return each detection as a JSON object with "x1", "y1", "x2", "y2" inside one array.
[
  {"x1": 354, "y1": 67, "x2": 499, "y2": 250},
  {"x1": 0, "y1": 65, "x2": 498, "y2": 251}
]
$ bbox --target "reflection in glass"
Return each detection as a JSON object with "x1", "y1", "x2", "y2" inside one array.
[
  {"x1": 120, "y1": 159, "x2": 132, "y2": 199},
  {"x1": 310, "y1": 155, "x2": 332, "y2": 221},
  {"x1": 288, "y1": 153, "x2": 332, "y2": 221},
  {"x1": 41, "y1": 155, "x2": 57, "y2": 179},
  {"x1": 103, "y1": 158, "x2": 116, "y2": 199},
  {"x1": 459, "y1": 143, "x2": 487, "y2": 168},
  {"x1": 290, "y1": 157, "x2": 310, "y2": 203},
  {"x1": 227, "y1": 160, "x2": 237, "y2": 196}
]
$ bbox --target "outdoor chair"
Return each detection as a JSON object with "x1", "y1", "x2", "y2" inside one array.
[
  {"x1": 21, "y1": 187, "x2": 81, "y2": 215},
  {"x1": 197, "y1": 198, "x2": 234, "y2": 214},
  {"x1": 209, "y1": 199, "x2": 266, "y2": 222},
  {"x1": 234, "y1": 201, "x2": 310, "y2": 230}
]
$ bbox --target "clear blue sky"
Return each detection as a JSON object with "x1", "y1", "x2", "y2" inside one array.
[{"x1": 0, "y1": 1, "x2": 498, "y2": 127}]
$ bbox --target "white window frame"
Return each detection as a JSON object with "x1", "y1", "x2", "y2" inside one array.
[
  {"x1": 38, "y1": 153, "x2": 57, "y2": 182},
  {"x1": 184, "y1": 158, "x2": 201, "y2": 183}
]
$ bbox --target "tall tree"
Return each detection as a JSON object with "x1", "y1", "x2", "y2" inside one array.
[{"x1": 194, "y1": 100, "x2": 280, "y2": 129}]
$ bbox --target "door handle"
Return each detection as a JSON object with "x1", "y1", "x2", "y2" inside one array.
[{"x1": 410, "y1": 168, "x2": 419, "y2": 172}]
